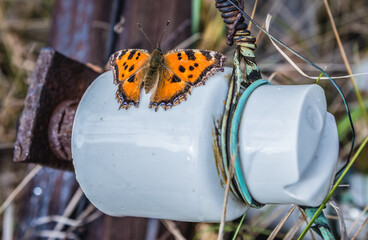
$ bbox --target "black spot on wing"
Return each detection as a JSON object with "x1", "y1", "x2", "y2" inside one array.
[
  {"x1": 127, "y1": 50, "x2": 137, "y2": 60},
  {"x1": 124, "y1": 65, "x2": 128, "y2": 70},
  {"x1": 200, "y1": 50, "x2": 212, "y2": 61},
  {"x1": 194, "y1": 63, "x2": 199, "y2": 67},
  {"x1": 185, "y1": 50, "x2": 196, "y2": 60},
  {"x1": 189, "y1": 66, "x2": 194, "y2": 71},
  {"x1": 129, "y1": 65, "x2": 135, "y2": 72},
  {"x1": 171, "y1": 75, "x2": 181, "y2": 83},
  {"x1": 118, "y1": 50, "x2": 127, "y2": 60},
  {"x1": 188, "y1": 74, "x2": 193, "y2": 78},
  {"x1": 179, "y1": 65, "x2": 185, "y2": 73},
  {"x1": 127, "y1": 74, "x2": 135, "y2": 83}
]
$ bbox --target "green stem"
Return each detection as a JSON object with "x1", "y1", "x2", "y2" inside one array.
[
  {"x1": 298, "y1": 135, "x2": 368, "y2": 239},
  {"x1": 232, "y1": 213, "x2": 247, "y2": 240}
]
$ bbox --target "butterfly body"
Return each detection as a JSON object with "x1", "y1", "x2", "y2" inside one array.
[
  {"x1": 109, "y1": 47, "x2": 226, "y2": 111},
  {"x1": 143, "y1": 47, "x2": 164, "y2": 94}
]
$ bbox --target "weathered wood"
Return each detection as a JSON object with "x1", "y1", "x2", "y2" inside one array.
[
  {"x1": 50, "y1": 0, "x2": 114, "y2": 66},
  {"x1": 114, "y1": 0, "x2": 192, "y2": 51},
  {"x1": 15, "y1": 0, "x2": 194, "y2": 239},
  {"x1": 13, "y1": 48, "x2": 98, "y2": 170}
]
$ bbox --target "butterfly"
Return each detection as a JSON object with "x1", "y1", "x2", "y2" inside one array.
[{"x1": 109, "y1": 24, "x2": 226, "y2": 111}]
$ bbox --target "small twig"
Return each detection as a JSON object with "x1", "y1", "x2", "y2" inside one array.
[
  {"x1": 283, "y1": 216, "x2": 304, "y2": 240},
  {"x1": 255, "y1": 21, "x2": 266, "y2": 46},
  {"x1": 247, "y1": 0, "x2": 259, "y2": 30},
  {"x1": 297, "y1": 207, "x2": 316, "y2": 240},
  {"x1": 323, "y1": 0, "x2": 368, "y2": 126},
  {"x1": 36, "y1": 230, "x2": 80, "y2": 240},
  {"x1": 217, "y1": 154, "x2": 236, "y2": 240},
  {"x1": 2, "y1": 203, "x2": 14, "y2": 240},
  {"x1": 351, "y1": 215, "x2": 368, "y2": 240},
  {"x1": 160, "y1": 220, "x2": 186, "y2": 240},
  {"x1": 347, "y1": 204, "x2": 368, "y2": 235},
  {"x1": 48, "y1": 188, "x2": 84, "y2": 240},
  {"x1": 0, "y1": 165, "x2": 42, "y2": 215},
  {"x1": 329, "y1": 200, "x2": 347, "y2": 240},
  {"x1": 266, "y1": 205, "x2": 296, "y2": 240},
  {"x1": 265, "y1": 15, "x2": 368, "y2": 81}
]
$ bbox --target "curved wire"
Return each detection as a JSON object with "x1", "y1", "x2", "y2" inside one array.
[{"x1": 226, "y1": 0, "x2": 355, "y2": 175}]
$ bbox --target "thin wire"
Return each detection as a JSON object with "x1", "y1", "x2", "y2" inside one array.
[{"x1": 226, "y1": 0, "x2": 355, "y2": 175}]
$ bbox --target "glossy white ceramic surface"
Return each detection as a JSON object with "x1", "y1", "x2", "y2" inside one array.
[
  {"x1": 239, "y1": 84, "x2": 339, "y2": 206},
  {"x1": 72, "y1": 68, "x2": 249, "y2": 222}
]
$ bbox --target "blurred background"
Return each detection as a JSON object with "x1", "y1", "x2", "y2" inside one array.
[{"x1": 0, "y1": 0, "x2": 367, "y2": 239}]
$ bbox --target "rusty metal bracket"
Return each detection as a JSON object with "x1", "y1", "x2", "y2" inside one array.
[{"x1": 13, "y1": 48, "x2": 99, "y2": 170}]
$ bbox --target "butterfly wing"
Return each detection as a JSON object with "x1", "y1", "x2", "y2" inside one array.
[
  {"x1": 149, "y1": 49, "x2": 226, "y2": 110},
  {"x1": 149, "y1": 67, "x2": 189, "y2": 111},
  {"x1": 163, "y1": 49, "x2": 226, "y2": 86},
  {"x1": 109, "y1": 49, "x2": 150, "y2": 109}
]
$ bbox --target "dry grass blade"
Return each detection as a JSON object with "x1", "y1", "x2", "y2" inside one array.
[
  {"x1": 35, "y1": 230, "x2": 81, "y2": 240},
  {"x1": 0, "y1": 165, "x2": 42, "y2": 215},
  {"x1": 32, "y1": 204, "x2": 101, "y2": 229},
  {"x1": 247, "y1": 0, "x2": 259, "y2": 30},
  {"x1": 347, "y1": 204, "x2": 368, "y2": 234},
  {"x1": 2, "y1": 203, "x2": 14, "y2": 240},
  {"x1": 329, "y1": 200, "x2": 347, "y2": 240},
  {"x1": 266, "y1": 205, "x2": 296, "y2": 240},
  {"x1": 283, "y1": 215, "x2": 304, "y2": 240},
  {"x1": 67, "y1": 204, "x2": 102, "y2": 233},
  {"x1": 297, "y1": 207, "x2": 316, "y2": 240},
  {"x1": 217, "y1": 154, "x2": 236, "y2": 240},
  {"x1": 351, "y1": 215, "x2": 368, "y2": 240},
  {"x1": 265, "y1": 14, "x2": 368, "y2": 81},
  {"x1": 323, "y1": 0, "x2": 368, "y2": 126},
  {"x1": 160, "y1": 220, "x2": 186, "y2": 240},
  {"x1": 48, "y1": 188, "x2": 84, "y2": 240}
]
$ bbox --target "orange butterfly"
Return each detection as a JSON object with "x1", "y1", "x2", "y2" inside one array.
[{"x1": 109, "y1": 27, "x2": 226, "y2": 111}]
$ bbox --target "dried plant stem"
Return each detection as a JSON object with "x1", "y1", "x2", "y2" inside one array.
[
  {"x1": 247, "y1": 0, "x2": 259, "y2": 30},
  {"x1": 298, "y1": 207, "x2": 316, "y2": 240},
  {"x1": 284, "y1": 216, "x2": 304, "y2": 240},
  {"x1": 48, "y1": 188, "x2": 84, "y2": 240},
  {"x1": 267, "y1": 205, "x2": 296, "y2": 240},
  {"x1": 0, "y1": 165, "x2": 42, "y2": 215},
  {"x1": 2, "y1": 203, "x2": 14, "y2": 240},
  {"x1": 347, "y1": 204, "x2": 368, "y2": 234},
  {"x1": 323, "y1": 0, "x2": 368, "y2": 125},
  {"x1": 351, "y1": 215, "x2": 368, "y2": 240},
  {"x1": 217, "y1": 155, "x2": 236, "y2": 240},
  {"x1": 161, "y1": 220, "x2": 186, "y2": 240}
]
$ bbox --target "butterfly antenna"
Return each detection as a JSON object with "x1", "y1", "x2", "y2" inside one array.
[
  {"x1": 137, "y1": 23, "x2": 154, "y2": 48},
  {"x1": 157, "y1": 20, "x2": 170, "y2": 49}
]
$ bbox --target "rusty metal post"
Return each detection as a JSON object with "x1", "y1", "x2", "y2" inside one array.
[{"x1": 13, "y1": 48, "x2": 98, "y2": 170}]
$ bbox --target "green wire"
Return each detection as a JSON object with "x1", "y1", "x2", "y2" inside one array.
[{"x1": 226, "y1": 0, "x2": 355, "y2": 177}]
